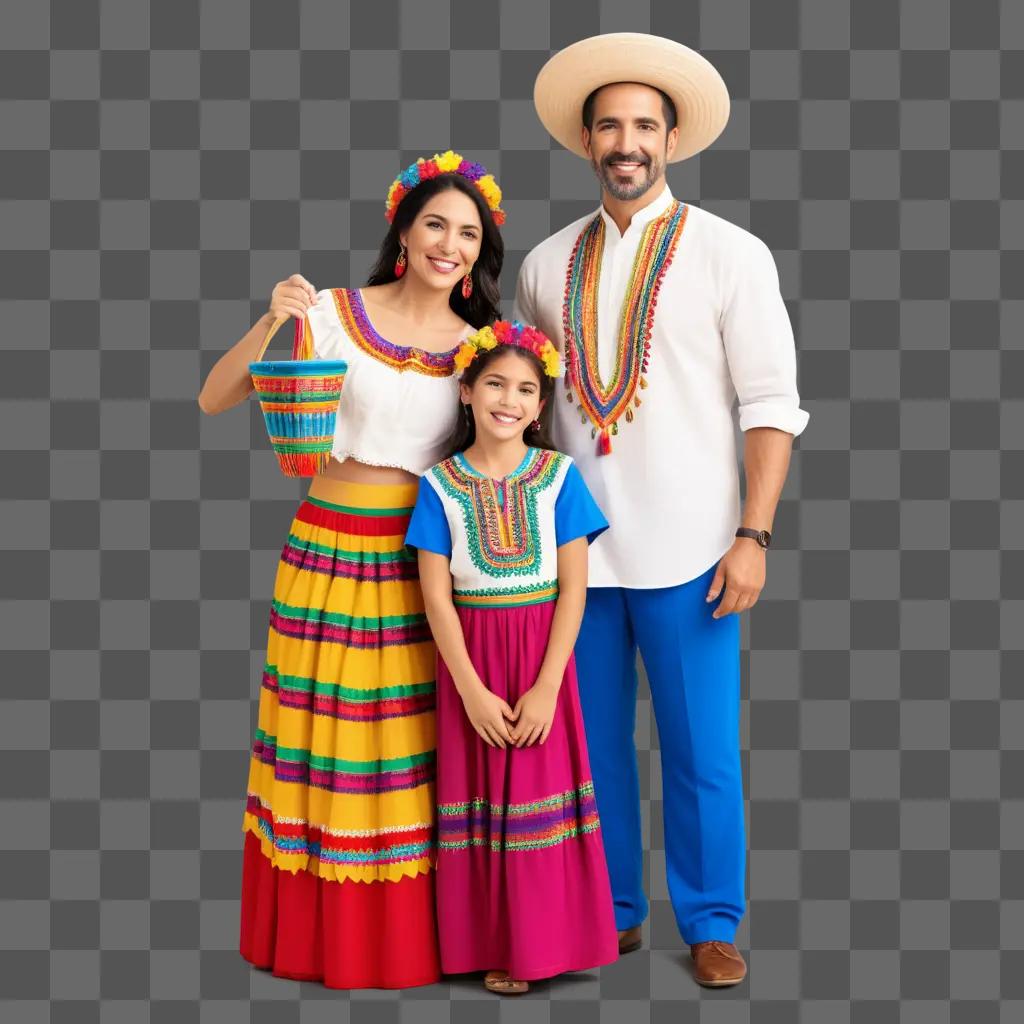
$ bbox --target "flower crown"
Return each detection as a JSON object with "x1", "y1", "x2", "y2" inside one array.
[
  {"x1": 454, "y1": 320, "x2": 562, "y2": 379},
  {"x1": 385, "y1": 150, "x2": 506, "y2": 225}
]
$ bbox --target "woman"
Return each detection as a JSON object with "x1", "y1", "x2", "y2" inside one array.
[{"x1": 198, "y1": 152, "x2": 506, "y2": 989}]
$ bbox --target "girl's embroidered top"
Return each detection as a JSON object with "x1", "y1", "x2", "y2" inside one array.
[
  {"x1": 562, "y1": 198, "x2": 689, "y2": 455},
  {"x1": 299, "y1": 288, "x2": 467, "y2": 475},
  {"x1": 405, "y1": 448, "x2": 607, "y2": 609},
  {"x1": 385, "y1": 149, "x2": 506, "y2": 225},
  {"x1": 453, "y1": 320, "x2": 563, "y2": 378}
]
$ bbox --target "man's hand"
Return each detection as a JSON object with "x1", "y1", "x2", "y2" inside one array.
[{"x1": 705, "y1": 539, "x2": 767, "y2": 618}]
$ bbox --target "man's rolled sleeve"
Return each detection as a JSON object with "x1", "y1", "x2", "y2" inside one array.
[{"x1": 721, "y1": 235, "x2": 810, "y2": 438}]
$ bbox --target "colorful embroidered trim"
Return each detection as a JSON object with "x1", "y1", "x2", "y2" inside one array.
[
  {"x1": 385, "y1": 150, "x2": 505, "y2": 225},
  {"x1": 332, "y1": 288, "x2": 459, "y2": 377},
  {"x1": 252, "y1": 729, "x2": 436, "y2": 794},
  {"x1": 280, "y1": 532, "x2": 419, "y2": 583},
  {"x1": 562, "y1": 199, "x2": 689, "y2": 455},
  {"x1": 430, "y1": 449, "x2": 563, "y2": 578},
  {"x1": 246, "y1": 795, "x2": 435, "y2": 865},
  {"x1": 452, "y1": 580, "x2": 559, "y2": 608},
  {"x1": 262, "y1": 665, "x2": 436, "y2": 722},
  {"x1": 269, "y1": 599, "x2": 432, "y2": 649},
  {"x1": 454, "y1": 320, "x2": 562, "y2": 378},
  {"x1": 438, "y1": 781, "x2": 600, "y2": 852}
]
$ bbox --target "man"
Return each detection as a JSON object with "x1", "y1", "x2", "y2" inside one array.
[{"x1": 514, "y1": 33, "x2": 810, "y2": 987}]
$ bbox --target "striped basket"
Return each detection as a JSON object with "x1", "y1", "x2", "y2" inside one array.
[{"x1": 249, "y1": 316, "x2": 347, "y2": 477}]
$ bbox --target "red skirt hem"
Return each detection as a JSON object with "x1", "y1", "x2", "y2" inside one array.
[{"x1": 239, "y1": 831, "x2": 441, "y2": 990}]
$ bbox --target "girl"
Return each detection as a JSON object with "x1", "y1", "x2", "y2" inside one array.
[
  {"x1": 198, "y1": 152, "x2": 506, "y2": 989},
  {"x1": 405, "y1": 321, "x2": 619, "y2": 994}
]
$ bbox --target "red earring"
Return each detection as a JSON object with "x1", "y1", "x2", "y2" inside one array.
[
  {"x1": 394, "y1": 245, "x2": 407, "y2": 278},
  {"x1": 531, "y1": 419, "x2": 540, "y2": 431},
  {"x1": 461, "y1": 273, "x2": 473, "y2": 299}
]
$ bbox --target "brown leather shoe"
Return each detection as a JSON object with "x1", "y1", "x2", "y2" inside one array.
[
  {"x1": 690, "y1": 941, "x2": 747, "y2": 987},
  {"x1": 618, "y1": 926, "x2": 642, "y2": 954}
]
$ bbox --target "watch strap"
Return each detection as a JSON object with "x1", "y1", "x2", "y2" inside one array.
[{"x1": 736, "y1": 527, "x2": 771, "y2": 549}]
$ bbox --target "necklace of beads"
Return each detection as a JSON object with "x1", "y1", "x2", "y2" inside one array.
[{"x1": 561, "y1": 199, "x2": 689, "y2": 455}]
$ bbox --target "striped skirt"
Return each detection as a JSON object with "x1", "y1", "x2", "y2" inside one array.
[{"x1": 239, "y1": 478, "x2": 440, "y2": 989}]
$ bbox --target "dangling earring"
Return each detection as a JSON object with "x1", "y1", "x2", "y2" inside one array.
[
  {"x1": 530, "y1": 419, "x2": 541, "y2": 432},
  {"x1": 461, "y1": 272, "x2": 473, "y2": 299},
  {"x1": 394, "y1": 244, "x2": 407, "y2": 278}
]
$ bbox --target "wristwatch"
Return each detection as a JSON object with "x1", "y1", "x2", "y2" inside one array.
[{"x1": 736, "y1": 527, "x2": 771, "y2": 549}]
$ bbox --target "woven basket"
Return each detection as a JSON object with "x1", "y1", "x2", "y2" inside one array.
[{"x1": 249, "y1": 316, "x2": 347, "y2": 477}]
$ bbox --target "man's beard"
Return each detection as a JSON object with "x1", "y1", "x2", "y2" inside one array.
[{"x1": 592, "y1": 150, "x2": 664, "y2": 201}]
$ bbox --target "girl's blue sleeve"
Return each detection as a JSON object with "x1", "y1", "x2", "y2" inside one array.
[
  {"x1": 554, "y1": 461, "x2": 609, "y2": 547},
  {"x1": 405, "y1": 474, "x2": 452, "y2": 556}
]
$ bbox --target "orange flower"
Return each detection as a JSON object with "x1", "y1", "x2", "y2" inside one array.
[{"x1": 453, "y1": 341, "x2": 478, "y2": 372}]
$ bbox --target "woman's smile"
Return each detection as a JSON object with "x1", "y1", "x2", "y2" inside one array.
[{"x1": 427, "y1": 256, "x2": 460, "y2": 274}]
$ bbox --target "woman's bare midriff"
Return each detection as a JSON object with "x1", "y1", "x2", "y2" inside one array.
[{"x1": 315, "y1": 456, "x2": 419, "y2": 487}]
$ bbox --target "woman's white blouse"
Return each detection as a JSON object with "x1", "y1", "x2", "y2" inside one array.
[{"x1": 303, "y1": 287, "x2": 465, "y2": 476}]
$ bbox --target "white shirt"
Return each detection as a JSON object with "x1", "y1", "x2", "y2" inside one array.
[
  {"x1": 513, "y1": 186, "x2": 809, "y2": 589},
  {"x1": 305, "y1": 287, "x2": 463, "y2": 476}
]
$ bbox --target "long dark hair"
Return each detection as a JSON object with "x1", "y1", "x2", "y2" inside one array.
[
  {"x1": 441, "y1": 346, "x2": 558, "y2": 459},
  {"x1": 365, "y1": 174, "x2": 504, "y2": 329}
]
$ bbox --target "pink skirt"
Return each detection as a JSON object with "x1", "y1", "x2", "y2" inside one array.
[{"x1": 435, "y1": 600, "x2": 619, "y2": 981}]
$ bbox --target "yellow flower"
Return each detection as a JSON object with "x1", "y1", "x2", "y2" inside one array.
[
  {"x1": 542, "y1": 348, "x2": 562, "y2": 377},
  {"x1": 476, "y1": 174, "x2": 502, "y2": 207},
  {"x1": 435, "y1": 150, "x2": 462, "y2": 173},
  {"x1": 474, "y1": 326, "x2": 497, "y2": 350},
  {"x1": 454, "y1": 341, "x2": 477, "y2": 371}
]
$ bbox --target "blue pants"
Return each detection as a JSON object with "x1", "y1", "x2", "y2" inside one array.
[{"x1": 575, "y1": 564, "x2": 745, "y2": 944}]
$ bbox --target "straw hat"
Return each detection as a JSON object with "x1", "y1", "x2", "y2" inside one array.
[{"x1": 533, "y1": 32, "x2": 730, "y2": 164}]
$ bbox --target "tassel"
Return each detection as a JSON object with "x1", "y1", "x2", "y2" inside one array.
[
  {"x1": 625, "y1": 407, "x2": 634, "y2": 423},
  {"x1": 634, "y1": 395, "x2": 642, "y2": 407},
  {"x1": 597, "y1": 428, "x2": 612, "y2": 456},
  {"x1": 640, "y1": 376, "x2": 648, "y2": 389}
]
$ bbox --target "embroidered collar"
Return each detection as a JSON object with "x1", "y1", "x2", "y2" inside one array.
[
  {"x1": 332, "y1": 288, "x2": 463, "y2": 377},
  {"x1": 562, "y1": 197, "x2": 689, "y2": 455},
  {"x1": 432, "y1": 448, "x2": 563, "y2": 578},
  {"x1": 454, "y1": 448, "x2": 536, "y2": 482}
]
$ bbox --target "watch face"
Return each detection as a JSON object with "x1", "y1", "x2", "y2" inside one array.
[{"x1": 757, "y1": 530, "x2": 770, "y2": 547}]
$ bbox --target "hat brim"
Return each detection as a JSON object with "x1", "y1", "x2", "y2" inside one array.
[{"x1": 533, "y1": 33, "x2": 730, "y2": 164}]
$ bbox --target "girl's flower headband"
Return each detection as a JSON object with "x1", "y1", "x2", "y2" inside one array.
[
  {"x1": 454, "y1": 320, "x2": 563, "y2": 379},
  {"x1": 384, "y1": 150, "x2": 506, "y2": 225}
]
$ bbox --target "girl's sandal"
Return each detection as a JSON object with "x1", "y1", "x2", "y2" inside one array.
[{"x1": 484, "y1": 971, "x2": 530, "y2": 996}]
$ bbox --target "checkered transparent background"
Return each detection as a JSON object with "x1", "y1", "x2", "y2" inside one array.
[{"x1": 2, "y1": 0, "x2": 1023, "y2": 1020}]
